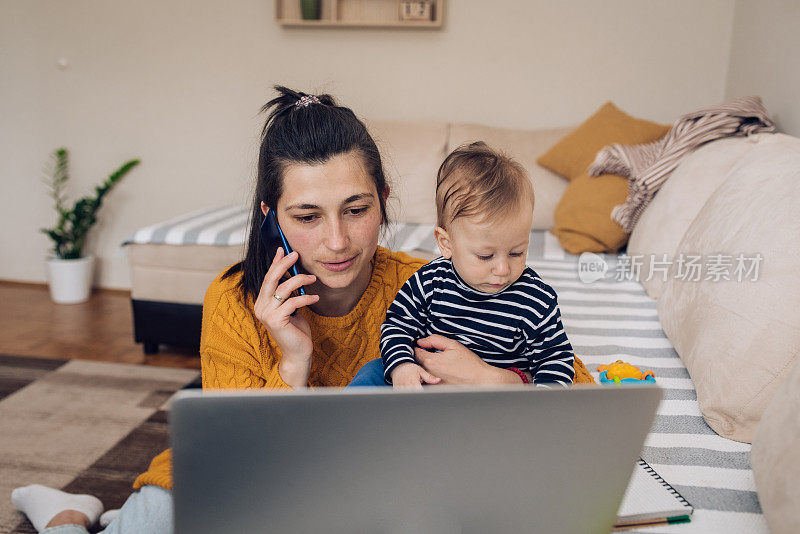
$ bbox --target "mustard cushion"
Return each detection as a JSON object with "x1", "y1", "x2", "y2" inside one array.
[
  {"x1": 551, "y1": 173, "x2": 630, "y2": 254},
  {"x1": 537, "y1": 102, "x2": 670, "y2": 181}
]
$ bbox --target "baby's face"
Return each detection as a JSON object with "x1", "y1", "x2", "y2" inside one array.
[{"x1": 436, "y1": 206, "x2": 533, "y2": 294}]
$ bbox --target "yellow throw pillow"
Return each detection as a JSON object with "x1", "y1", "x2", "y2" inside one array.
[
  {"x1": 551, "y1": 173, "x2": 630, "y2": 254},
  {"x1": 537, "y1": 102, "x2": 670, "y2": 180}
]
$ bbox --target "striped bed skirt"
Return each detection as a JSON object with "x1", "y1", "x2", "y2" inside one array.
[{"x1": 125, "y1": 206, "x2": 767, "y2": 533}]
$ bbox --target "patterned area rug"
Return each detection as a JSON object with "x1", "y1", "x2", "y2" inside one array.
[{"x1": 0, "y1": 355, "x2": 200, "y2": 534}]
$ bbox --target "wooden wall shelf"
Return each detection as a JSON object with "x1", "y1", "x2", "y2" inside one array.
[{"x1": 276, "y1": 0, "x2": 444, "y2": 29}]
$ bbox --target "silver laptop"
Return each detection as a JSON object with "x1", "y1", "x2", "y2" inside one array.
[{"x1": 171, "y1": 385, "x2": 661, "y2": 534}]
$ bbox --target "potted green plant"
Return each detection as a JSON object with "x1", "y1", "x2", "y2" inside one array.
[{"x1": 41, "y1": 147, "x2": 140, "y2": 303}]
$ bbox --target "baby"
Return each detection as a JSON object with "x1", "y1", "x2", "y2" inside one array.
[{"x1": 381, "y1": 142, "x2": 576, "y2": 388}]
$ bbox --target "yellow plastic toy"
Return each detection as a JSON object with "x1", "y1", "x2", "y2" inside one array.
[{"x1": 597, "y1": 360, "x2": 655, "y2": 385}]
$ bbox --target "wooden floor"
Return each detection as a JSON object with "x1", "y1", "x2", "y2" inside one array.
[{"x1": 0, "y1": 281, "x2": 201, "y2": 369}]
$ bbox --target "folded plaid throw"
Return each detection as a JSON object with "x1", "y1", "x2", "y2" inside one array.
[{"x1": 588, "y1": 95, "x2": 776, "y2": 232}]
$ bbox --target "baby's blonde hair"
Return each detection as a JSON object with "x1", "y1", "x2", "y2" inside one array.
[{"x1": 435, "y1": 142, "x2": 534, "y2": 229}]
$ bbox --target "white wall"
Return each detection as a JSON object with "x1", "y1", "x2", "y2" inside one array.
[
  {"x1": 0, "y1": 0, "x2": 736, "y2": 289},
  {"x1": 726, "y1": 0, "x2": 800, "y2": 137}
]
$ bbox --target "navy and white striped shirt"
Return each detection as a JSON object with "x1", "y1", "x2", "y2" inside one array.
[{"x1": 380, "y1": 257, "x2": 575, "y2": 386}]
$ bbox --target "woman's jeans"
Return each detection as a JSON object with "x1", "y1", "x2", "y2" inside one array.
[
  {"x1": 40, "y1": 485, "x2": 173, "y2": 534},
  {"x1": 347, "y1": 358, "x2": 389, "y2": 387}
]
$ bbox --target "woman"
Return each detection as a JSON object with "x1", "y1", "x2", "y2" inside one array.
[{"x1": 12, "y1": 86, "x2": 593, "y2": 533}]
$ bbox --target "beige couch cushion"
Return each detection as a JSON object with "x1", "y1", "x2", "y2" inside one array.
[
  {"x1": 657, "y1": 133, "x2": 800, "y2": 442},
  {"x1": 447, "y1": 124, "x2": 573, "y2": 230},
  {"x1": 629, "y1": 136, "x2": 764, "y2": 299},
  {"x1": 367, "y1": 120, "x2": 448, "y2": 225},
  {"x1": 751, "y1": 357, "x2": 800, "y2": 534}
]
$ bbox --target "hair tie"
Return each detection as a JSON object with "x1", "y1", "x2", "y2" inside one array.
[{"x1": 295, "y1": 94, "x2": 321, "y2": 108}]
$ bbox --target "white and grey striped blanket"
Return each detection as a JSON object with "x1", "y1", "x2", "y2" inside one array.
[
  {"x1": 124, "y1": 206, "x2": 251, "y2": 246},
  {"x1": 120, "y1": 206, "x2": 487, "y2": 252},
  {"x1": 127, "y1": 208, "x2": 766, "y2": 532}
]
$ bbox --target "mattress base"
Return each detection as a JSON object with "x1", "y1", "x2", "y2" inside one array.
[{"x1": 132, "y1": 299, "x2": 202, "y2": 354}]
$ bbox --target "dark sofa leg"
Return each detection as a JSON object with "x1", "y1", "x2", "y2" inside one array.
[{"x1": 143, "y1": 342, "x2": 159, "y2": 354}]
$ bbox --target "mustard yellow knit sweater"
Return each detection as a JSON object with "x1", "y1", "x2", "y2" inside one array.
[{"x1": 133, "y1": 246, "x2": 427, "y2": 490}]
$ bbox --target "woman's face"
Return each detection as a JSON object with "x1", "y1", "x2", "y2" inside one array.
[{"x1": 268, "y1": 151, "x2": 384, "y2": 292}]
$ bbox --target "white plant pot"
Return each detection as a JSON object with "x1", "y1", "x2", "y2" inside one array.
[{"x1": 46, "y1": 255, "x2": 95, "y2": 304}]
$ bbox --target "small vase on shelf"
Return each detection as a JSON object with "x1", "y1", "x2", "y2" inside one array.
[{"x1": 300, "y1": 0, "x2": 320, "y2": 20}]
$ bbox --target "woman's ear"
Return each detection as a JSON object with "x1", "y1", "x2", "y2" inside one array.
[
  {"x1": 434, "y1": 226, "x2": 453, "y2": 259},
  {"x1": 260, "y1": 201, "x2": 269, "y2": 217},
  {"x1": 382, "y1": 185, "x2": 390, "y2": 202}
]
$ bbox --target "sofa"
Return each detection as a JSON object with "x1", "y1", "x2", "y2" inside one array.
[{"x1": 125, "y1": 115, "x2": 799, "y2": 533}]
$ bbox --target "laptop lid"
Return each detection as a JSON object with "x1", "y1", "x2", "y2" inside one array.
[{"x1": 171, "y1": 385, "x2": 661, "y2": 534}]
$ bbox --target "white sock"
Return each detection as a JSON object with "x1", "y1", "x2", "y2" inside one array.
[
  {"x1": 11, "y1": 484, "x2": 103, "y2": 532},
  {"x1": 99, "y1": 508, "x2": 120, "y2": 528}
]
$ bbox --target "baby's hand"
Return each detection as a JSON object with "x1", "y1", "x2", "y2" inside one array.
[{"x1": 390, "y1": 362, "x2": 441, "y2": 390}]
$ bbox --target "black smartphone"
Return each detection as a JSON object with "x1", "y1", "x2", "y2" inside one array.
[{"x1": 260, "y1": 209, "x2": 306, "y2": 296}]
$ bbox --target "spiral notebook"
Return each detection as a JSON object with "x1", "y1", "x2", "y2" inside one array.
[{"x1": 614, "y1": 458, "x2": 694, "y2": 530}]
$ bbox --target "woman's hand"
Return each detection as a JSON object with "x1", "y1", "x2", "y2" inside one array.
[
  {"x1": 414, "y1": 335, "x2": 524, "y2": 386},
  {"x1": 390, "y1": 362, "x2": 441, "y2": 390},
  {"x1": 254, "y1": 247, "x2": 320, "y2": 388}
]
